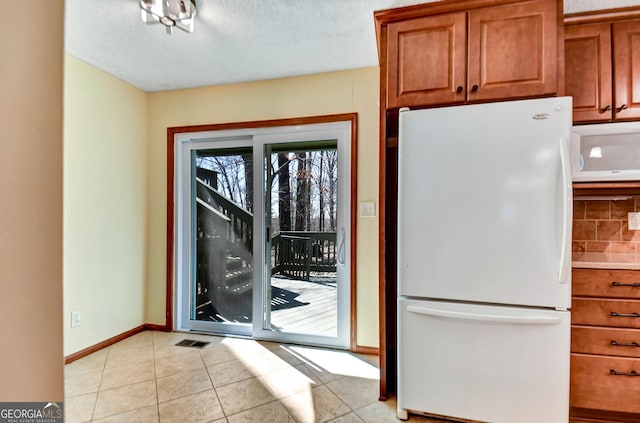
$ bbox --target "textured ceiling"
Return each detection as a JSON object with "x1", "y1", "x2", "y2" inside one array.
[{"x1": 65, "y1": 0, "x2": 640, "y2": 92}]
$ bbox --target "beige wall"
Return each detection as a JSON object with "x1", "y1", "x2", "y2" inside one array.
[
  {"x1": 147, "y1": 68, "x2": 381, "y2": 347},
  {"x1": 0, "y1": 2, "x2": 64, "y2": 400},
  {"x1": 63, "y1": 56, "x2": 149, "y2": 355}
]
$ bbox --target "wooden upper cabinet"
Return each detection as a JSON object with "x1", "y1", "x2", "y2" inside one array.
[
  {"x1": 387, "y1": 13, "x2": 466, "y2": 109},
  {"x1": 565, "y1": 9, "x2": 640, "y2": 123},
  {"x1": 467, "y1": 0, "x2": 558, "y2": 102},
  {"x1": 613, "y1": 20, "x2": 640, "y2": 121},
  {"x1": 383, "y1": 0, "x2": 559, "y2": 109},
  {"x1": 564, "y1": 23, "x2": 613, "y2": 122}
]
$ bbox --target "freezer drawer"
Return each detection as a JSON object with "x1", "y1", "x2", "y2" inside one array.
[{"x1": 397, "y1": 298, "x2": 571, "y2": 423}]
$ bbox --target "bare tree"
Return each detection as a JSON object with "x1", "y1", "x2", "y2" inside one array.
[
  {"x1": 325, "y1": 150, "x2": 338, "y2": 231},
  {"x1": 294, "y1": 152, "x2": 310, "y2": 231},
  {"x1": 318, "y1": 151, "x2": 325, "y2": 231},
  {"x1": 277, "y1": 153, "x2": 291, "y2": 232},
  {"x1": 242, "y1": 154, "x2": 253, "y2": 213}
]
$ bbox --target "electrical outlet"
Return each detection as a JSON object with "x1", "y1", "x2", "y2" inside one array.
[
  {"x1": 360, "y1": 201, "x2": 376, "y2": 217},
  {"x1": 71, "y1": 311, "x2": 82, "y2": 328},
  {"x1": 629, "y1": 212, "x2": 640, "y2": 230}
]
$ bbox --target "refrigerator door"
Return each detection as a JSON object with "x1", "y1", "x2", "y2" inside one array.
[
  {"x1": 397, "y1": 298, "x2": 571, "y2": 423},
  {"x1": 398, "y1": 97, "x2": 573, "y2": 309}
]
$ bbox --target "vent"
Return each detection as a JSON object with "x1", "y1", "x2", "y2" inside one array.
[{"x1": 175, "y1": 339, "x2": 210, "y2": 349}]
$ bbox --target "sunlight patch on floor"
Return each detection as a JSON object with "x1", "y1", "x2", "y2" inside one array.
[{"x1": 285, "y1": 345, "x2": 379, "y2": 380}]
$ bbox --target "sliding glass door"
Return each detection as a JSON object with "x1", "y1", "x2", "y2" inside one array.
[
  {"x1": 175, "y1": 121, "x2": 351, "y2": 348},
  {"x1": 177, "y1": 137, "x2": 254, "y2": 336},
  {"x1": 260, "y1": 141, "x2": 343, "y2": 342}
]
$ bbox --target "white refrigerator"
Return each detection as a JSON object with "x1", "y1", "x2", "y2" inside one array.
[{"x1": 397, "y1": 97, "x2": 573, "y2": 423}]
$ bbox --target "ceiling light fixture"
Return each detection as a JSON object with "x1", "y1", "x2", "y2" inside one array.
[{"x1": 140, "y1": 0, "x2": 197, "y2": 34}]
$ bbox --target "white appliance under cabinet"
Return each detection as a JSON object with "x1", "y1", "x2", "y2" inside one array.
[{"x1": 397, "y1": 97, "x2": 573, "y2": 422}]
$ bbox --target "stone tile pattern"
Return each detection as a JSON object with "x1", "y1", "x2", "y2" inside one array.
[
  {"x1": 64, "y1": 331, "x2": 445, "y2": 423},
  {"x1": 572, "y1": 199, "x2": 640, "y2": 253}
]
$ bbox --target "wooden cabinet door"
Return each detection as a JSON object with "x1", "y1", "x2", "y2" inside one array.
[
  {"x1": 467, "y1": 0, "x2": 557, "y2": 102},
  {"x1": 387, "y1": 13, "x2": 466, "y2": 108},
  {"x1": 565, "y1": 23, "x2": 613, "y2": 123},
  {"x1": 613, "y1": 20, "x2": 640, "y2": 121}
]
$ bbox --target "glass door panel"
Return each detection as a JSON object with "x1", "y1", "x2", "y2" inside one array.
[
  {"x1": 189, "y1": 147, "x2": 254, "y2": 334},
  {"x1": 264, "y1": 142, "x2": 341, "y2": 340}
]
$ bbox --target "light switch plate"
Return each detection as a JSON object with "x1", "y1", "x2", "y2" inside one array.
[
  {"x1": 360, "y1": 201, "x2": 375, "y2": 217},
  {"x1": 629, "y1": 212, "x2": 640, "y2": 230}
]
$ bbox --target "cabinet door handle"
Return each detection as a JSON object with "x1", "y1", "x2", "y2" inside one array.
[
  {"x1": 471, "y1": 84, "x2": 479, "y2": 92},
  {"x1": 456, "y1": 86, "x2": 463, "y2": 94},
  {"x1": 610, "y1": 369, "x2": 640, "y2": 377},
  {"x1": 611, "y1": 340, "x2": 640, "y2": 348},
  {"x1": 612, "y1": 281, "x2": 640, "y2": 288},
  {"x1": 616, "y1": 104, "x2": 629, "y2": 112},
  {"x1": 611, "y1": 311, "x2": 640, "y2": 318},
  {"x1": 600, "y1": 105, "x2": 612, "y2": 113}
]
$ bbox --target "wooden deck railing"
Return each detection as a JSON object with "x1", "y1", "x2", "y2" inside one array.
[{"x1": 271, "y1": 231, "x2": 337, "y2": 280}]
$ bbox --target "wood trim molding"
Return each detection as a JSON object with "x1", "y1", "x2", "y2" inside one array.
[
  {"x1": 64, "y1": 325, "x2": 146, "y2": 364},
  {"x1": 377, "y1": 23, "x2": 391, "y2": 401},
  {"x1": 573, "y1": 182, "x2": 640, "y2": 198},
  {"x1": 574, "y1": 182, "x2": 640, "y2": 190},
  {"x1": 166, "y1": 113, "x2": 360, "y2": 350},
  {"x1": 145, "y1": 323, "x2": 169, "y2": 332},
  {"x1": 571, "y1": 407, "x2": 640, "y2": 423},
  {"x1": 354, "y1": 345, "x2": 379, "y2": 356},
  {"x1": 564, "y1": 6, "x2": 640, "y2": 25},
  {"x1": 348, "y1": 114, "x2": 359, "y2": 352},
  {"x1": 374, "y1": 0, "x2": 525, "y2": 27},
  {"x1": 166, "y1": 128, "x2": 176, "y2": 332}
]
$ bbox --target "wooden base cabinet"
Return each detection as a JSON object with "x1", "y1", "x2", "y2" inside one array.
[{"x1": 571, "y1": 269, "x2": 640, "y2": 421}]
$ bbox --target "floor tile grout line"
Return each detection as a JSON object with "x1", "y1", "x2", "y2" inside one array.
[
  {"x1": 152, "y1": 334, "x2": 161, "y2": 422},
  {"x1": 88, "y1": 346, "x2": 110, "y2": 422},
  {"x1": 91, "y1": 336, "x2": 159, "y2": 422},
  {"x1": 322, "y1": 379, "x2": 358, "y2": 415},
  {"x1": 199, "y1": 348, "x2": 227, "y2": 420}
]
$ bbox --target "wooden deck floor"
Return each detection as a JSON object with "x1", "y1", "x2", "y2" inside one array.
[
  {"x1": 270, "y1": 275, "x2": 337, "y2": 337},
  {"x1": 195, "y1": 274, "x2": 337, "y2": 338}
]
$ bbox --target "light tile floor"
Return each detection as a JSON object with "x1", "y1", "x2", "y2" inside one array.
[{"x1": 64, "y1": 331, "x2": 446, "y2": 423}]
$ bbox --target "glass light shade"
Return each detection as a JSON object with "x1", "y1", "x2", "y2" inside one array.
[{"x1": 140, "y1": 0, "x2": 196, "y2": 33}]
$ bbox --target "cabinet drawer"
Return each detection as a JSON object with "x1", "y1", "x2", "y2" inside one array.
[
  {"x1": 573, "y1": 298, "x2": 640, "y2": 328},
  {"x1": 573, "y1": 269, "x2": 640, "y2": 299},
  {"x1": 572, "y1": 326, "x2": 640, "y2": 357},
  {"x1": 571, "y1": 353, "x2": 640, "y2": 414}
]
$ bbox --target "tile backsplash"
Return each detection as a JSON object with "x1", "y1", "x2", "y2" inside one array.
[{"x1": 573, "y1": 199, "x2": 640, "y2": 253}]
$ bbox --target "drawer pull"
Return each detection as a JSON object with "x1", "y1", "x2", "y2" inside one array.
[
  {"x1": 611, "y1": 311, "x2": 640, "y2": 318},
  {"x1": 612, "y1": 281, "x2": 640, "y2": 288},
  {"x1": 611, "y1": 340, "x2": 640, "y2": 348},
  {"x1": 610, "y1": 369, "x2": 640, "y2": 377}
]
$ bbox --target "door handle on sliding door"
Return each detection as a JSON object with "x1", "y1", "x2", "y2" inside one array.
[{"x1": 337, "y1": 227, "x2": 346, "y2": 265}]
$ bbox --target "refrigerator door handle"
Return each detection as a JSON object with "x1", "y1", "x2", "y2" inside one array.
[
  {"x1": 558, "y1": 137, "x2": 571, "y2": 284},
  {"x1": 407, "y1": 305, "x2": 562, "y2": 325}
]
